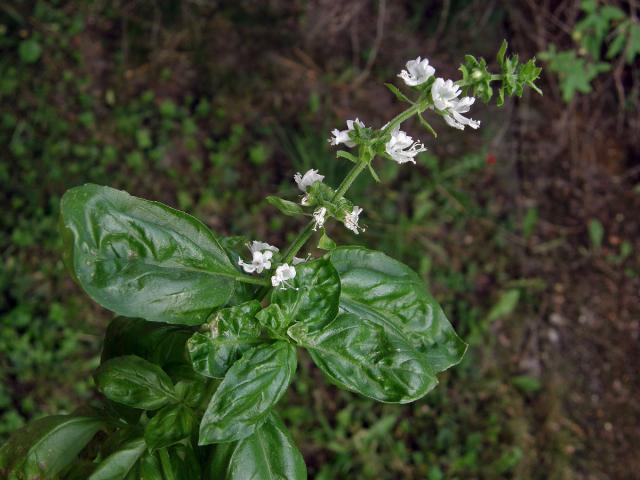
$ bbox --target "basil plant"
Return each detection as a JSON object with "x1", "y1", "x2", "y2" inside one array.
[{"x1": 1, "y1": 42, "x2": 540, "y2": 479}]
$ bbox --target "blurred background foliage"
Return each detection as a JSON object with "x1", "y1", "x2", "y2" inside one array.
[{"x1": 1, "y1": 0, "x2": 639, "y2": 478}]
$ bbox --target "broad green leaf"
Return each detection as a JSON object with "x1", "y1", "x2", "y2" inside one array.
[
  {"x1": 187, "y1": 300, "x2": 263, "y2": 378},
  {"x1": 210, "y1": 413, "x2": 307, "y2": 480},
  {"x1": 95, "y1": 355, "x2": 177, "y2": 410},
  {"x1": 167, "y1": 364, "x2": 210, "y2": 408},
  {"x1": 138, "y1": 451, "x2": 163, "y2": 479},
  {"x1": 60, "y1": 184, "x2": 242, "y2": 325},
  {"x1": 102, "y1": 316, "x2": 191, "y2": 366},
  {"x1": 199, "y1": 342, "x2": 297, "y2": 444},
  {"x1": 0, "y1": 415, "x2": 103, "y2": 479},
  {"x1": 88, "y1": 438, "x2": 146, "y2": 480},
  {"x1": 266, "y1": 196, "x2": 304, "y2": 216},
  {"x1": 271, "y1": 259, "x2": 340, "y2": 331},
  {"x1": 144, "y1": 404, "x2": 196, "y2": 451},
  {"x1": 329, "y1": 247, "x2": 467, "y2": 373},
  {"x1": 289, "y1": 313, "x2": 437, "y2": 403}
]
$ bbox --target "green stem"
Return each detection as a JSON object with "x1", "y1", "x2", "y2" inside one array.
[
  {"x1": 159, "y1": 448, "x2": 175, "y2": 480},
  {"x1": 382, "y1": 103, "x2": 421, "y2": 134}
]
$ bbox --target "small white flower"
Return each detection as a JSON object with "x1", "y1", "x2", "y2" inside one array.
[
  {"x1": 238, "y1": 241, "x2": 279, "y2": 274},
  {"x1": 431, "y1": 78, "x2": 461, "y2": 111},
  {"x1": 385, "y1": 127, "x2": 427, "y2": 164},
  {"x1": 249, "y1": 241, "x2": 279, "y2": 254},
  {"x1": 292, "y1": 256, "x2": 307, "y2": 265},
  {"x1": 312, "y1": 207, "x2": 327, "y2": 231},
  {"x1": 442, "y1": 97, "x2": 480, "y2": 130},
  {"x1": 294, "y1": 169, "x2": 325, "y2": 193},
  {"x1": 344, "y1": 206, "x2": 363, "y2": 234},
  {"x1": 271, "y1": 263, "x2": 297, "y2": 288},
  {"x1": 328, "y1": 118, "x2": 365, "y2": 148},
  {"x1": 398, "y1": 57, "x2": 435, "y2": 86},
  {"x1": 238, "y1": 250, "x2": 273, "y2": 274}
]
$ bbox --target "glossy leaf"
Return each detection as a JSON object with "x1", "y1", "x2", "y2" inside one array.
[
  {"x1": 289, "y1": 313, "x2": 436, "y2": 403},
  {"x1": 210, "y1": 413, "x2": 307, "y2": 480},
  {"x1": 167, "y1": 443, "x2": 202, "y2": 480},
  {"x1": 88, "y1": 437, "x2": 146, "y2": 480},
  {"x1": 329, "y1": 247, "x2": 467, "y2": 373},
  {"x1": 95, "y1": 355, "x2": 177, "y2": 410},
  {"x1": 187, "y1": 300, "x2": 263, "y2": 378},
  {"x1": 144, "y1": 404, "x2": 196, "y2": 451},
  {"x1": 59, "y1": 184, "x2": 242, "y2": 325},
  {"x1": 271, "y1": 258, "x2": 340, "y2": 331},
  {"x1": 255, "y1": 304, "x2": 290, "y2": 338},
  {"x1": 199, "y1": 342, "x2": 297, "y2": 444},
  {"x1": 102, "y1": 316, "x2": 192, "y2": 366},
  {"x1": 0, "y1": 415, "x2": 103, "y2": 479}
]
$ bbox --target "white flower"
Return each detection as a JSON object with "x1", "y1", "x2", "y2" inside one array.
[
  {"x1": 294, "y1": 169, "x2": 324, "y2": 193},
  {"x1": 249, "y1": 241, "x2": 279, "y2": 254},
  {"x1": 328, "y1": 118, "x2": 365, "y2": 148},
  {"x1": 431, "y1": 78, "x2": 461, "y2": 111},
  {"x1": 271, "y1": 263, "x2": 297, "y2": 288},
  {"x1": 344, "y1": 206, "x2": 363, "y2": 234},
  {"x1": 398, "y1": 57, "x2": 435, "y2": 86},
  {"x1": 292, "y1": 256, "x2": 307, "y2": 265},
  {"x1": 238, "y1": 241, "x2": 279, "y2": 274},
  {"x1": 312, "y1": 207, "x2": 327, "y2": 231},
  {"x1": 238, "y1": 250, "x2": 273, "y2": 274},
  {"x1": 385, "y1": 127, "x2": 427, "y2": 164},
  {"x1": 442, "y1": 97, "x2": 480, "y2": 130}
]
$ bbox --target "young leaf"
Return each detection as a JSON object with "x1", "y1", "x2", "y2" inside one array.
[
  {"x1": 256, "y1": 304, "x2": 291, "y2": 338},
  {"x1": 199, "y1": 342, "x2": 297, "y2": 444},
  {"x1": 144, "y1": 404, "x2": 196, "y2": 451},
  {"x1": 94, "y1": 355, "x2": 177, "y2": 410},
  {"x1": 289, "y1": 313, "x2": 437, "y2": 403},
  {"x1": 0, "y1": 415, "x2": 104, "y2": 479},
  {"x1": 209, "y1": 413, "x2": 307, "y2": 480},
  {"x1": 336, "y1": 150, "x2": 359, "y2": 163},
  {"x1": 271, "y1": 258, "x2": 340, "y2": 331},
  {"x1": 266, "y1": 195, "x2": 304, "y2": 216},
  {"x1": 59, "y1": 184, "x2": 241, "y2": 325},
  {"x1": 187, "y1": 300, "x2": 263, "y2": 379},
  {"x1": 329, "y1": 247, "x2": 467, "y2": 373},
  {"x1": 87, "y1": 438, "x2": 146, "y2": 480}
]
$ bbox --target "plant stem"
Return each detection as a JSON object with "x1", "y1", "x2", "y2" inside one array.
[{"x1": 159, "y1": 448, "x2": 175, "y2": 480}]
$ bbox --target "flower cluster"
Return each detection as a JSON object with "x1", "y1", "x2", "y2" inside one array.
[
  {"x1": 329, "y1": 119, "x2": 364, "y2": 147},
  {"x1": 385, "y1": 127, "x2": 427, "y2": 164},
  {"x1": 431, "y1": 78, "x2": 480, "y2": 130},
  {"x1": 238, "y1": 241, "x2": 279, "y2": 274}
]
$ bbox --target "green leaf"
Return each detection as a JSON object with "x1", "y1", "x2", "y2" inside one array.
[
  {"x1": 166, "y1": 443, "x2": 202, "y2": 480},
  {"x1": 94, "y1": 355, "x2": 177, "y2": 410},
  {"x1": 289, "y1": 313, "x2": 437, "y2": 403},
  {"x1": 329, "y1": 247, "x2": 467, "y2": 373},
  {"x1": 417, "y1": 113, "x2": 438, "y2": 138},
  {"x1": 384, "y1": 82, "x2": 412, "y2": 103},
  {"x1": 266, "y1": 196, "x2": 304, "y2": 216},
  {"x1": 496, "y1": 39, "x2": 508, "y2": 67},
  {"x1": 59, "y1": 184, "x2": 241, "y2": 325},
  {"x1": 144, "y1": 404, "x2": 196, "y2": 451},
  {"x1": 317, "y1": 231, "x2": 337, "y2": 251},
  {"x1": 187, "y1": 300, "x2": 263, "y2": 378},
  {"x1": 0, "y1": 415, "x2": 103, "y2": 479},
  {"x1": 199, "y1": 342, "x2": 297, "y2": 444},
  {"x1": 588, "y1": 218, "x2": 604, "y2": 249},
  {"x1": 102, "y1": 317, "x2": 191, "y2": 366},
  {"x1": 271, "y1": 258, "x2": 340, "y2": 331},
  {"x1": 210, "y1": 413, "x2": 307, "y2": 480},
  {"x1": 486, "y1": 290, "x2": 520, "y2": 323},
  {"x1": 88, "y1": 438, "x2": 146, "y2": 480},
  {"x1": 18, "y1": 38, "x2": 42, "y2": 63}
]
